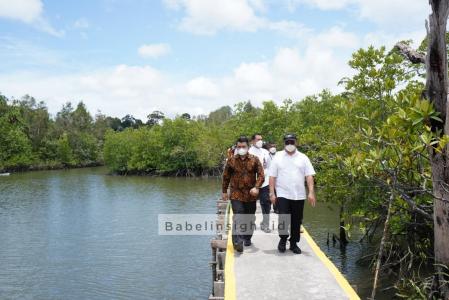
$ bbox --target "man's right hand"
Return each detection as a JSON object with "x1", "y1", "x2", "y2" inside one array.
[
  {"x1": 270, "y1": 194, "x2": 276, "y2": 204},
  {"x1": 222, "y1": 193, "x2": 229, "y2": 200}
]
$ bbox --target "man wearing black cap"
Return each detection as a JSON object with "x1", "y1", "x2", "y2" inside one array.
[{"x1": 268, "y1": 134, "x2": 316, "y2": 254}]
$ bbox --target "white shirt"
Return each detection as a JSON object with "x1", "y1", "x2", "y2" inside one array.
[
  {"x1": 249, "y1": 145, "x2": 271, "y2": 187},
  {"x1": 269, "y1": 150, "x2": 315, "y2": 200}
]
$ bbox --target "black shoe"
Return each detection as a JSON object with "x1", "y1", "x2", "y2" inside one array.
[
  {"x1": 278, "y1": 239, "x2": 287, "y2": 253},
  {"x1": 233, "y1": 242, "x2": 243, "y2": 252},
  {"x1": 244, "y1": 239, "x2": 251, "y2": 246},
  {"x1": 290, "y1": 244, "x2": 302, "y2": 254}
]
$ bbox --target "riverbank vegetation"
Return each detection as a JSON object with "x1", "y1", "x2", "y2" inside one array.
[
  {"x1": 2, "y1": 28, "x2": 448, "y2": 300},
  {"x1": 0, "y1": 97, "x2": 117, "y2": 172},
  {"x1": 102, "y1": 39, "x2": 448, "y2": 297}
]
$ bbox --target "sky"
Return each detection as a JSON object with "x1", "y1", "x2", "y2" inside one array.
[{"x1": 0, "y1": 0, "x2": 431, "y2": 119}]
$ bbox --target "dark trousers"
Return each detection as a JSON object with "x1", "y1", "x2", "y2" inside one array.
[
  {"x1": 259, "y1": 186, "x2": 271, "y2": 227},
  {"x1": 231, "y1": 200, "x2": 257, "y2": 245},
  {"x1": 277, "y1": 197, "x2": 305, "y2": 244}
]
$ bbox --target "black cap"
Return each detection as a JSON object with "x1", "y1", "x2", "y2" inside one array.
[{"x1": 283, "y1": 133, "x2": 297, "y2": 141}]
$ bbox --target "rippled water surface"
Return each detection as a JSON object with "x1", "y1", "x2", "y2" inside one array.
[{"x1": 0, "y1": 167, "x2": 378, "y2": 299}]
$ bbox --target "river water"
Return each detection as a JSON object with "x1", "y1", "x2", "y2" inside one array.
[{"x1": 0, "y1": 167, "x2": 379, "y2": 299}]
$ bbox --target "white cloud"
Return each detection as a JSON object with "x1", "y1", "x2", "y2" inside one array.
[
  {"x1": 73, "y1": 18, "x2": 89, "y2": 29},
  {"x1": 293, "y1": 0, "x2": 429, "y2": 51},
  {"x1": 224, "y1": 34, "x2": 353, "y2": 102},
  {"x1": 309, "y1": 26, "x2": 359, "y2": 49},
  {"x1": 216, "y1": 26, "x2": 357, "y2": 105},
  {"x1": 232, "y1": 62, "x2": 273, "y2": 92},
  {"x1": 138, "y1": 43, "x2": 171, "y2": 58},
  {"x1": 248, "y1": 0, "x2": 267, "y2": 12},
  {"x1": 185, "y1": 77, "x2": 220, "y2": 98},
  {"x1": 362, "y1": 29, "x2": 425, "y2": 49},
  {"x1": 0, "y1": 26, "x2": 360, "y2": 119},
  {"x1": 165, "y1": 0, "x2": 264, "y2": 35},
  {"x1": 163, "y1": 0, "x2": 183, "y2": 10},
  {"x1": 0, "y1": 0, "x2": 430, "y2": 122},
  {"x1": 3, "y1": 1, "x2": 424, "y2": 47},
  {"x1": 357, "y1": 0, "x2": 429, "y2": 29},
  {"x1": 289, "y1": 0, "x2": 355, "y2": 11},
  {"x1": 0, "y1": 65, "x2": 167, "y2": 119},
  {"x1": 284, "y1": 0, "x2": 430, "y2": 30},
  {"x1": 0, "y1": 37, "x2": 66, "y2": 69},
  {"x1": 0, "y1": 0, "x2": 42, "y2": 22},
  {"x1": 265, "y1": 20, "x2": 311, "y2": 38},
  {"x1": 0, "y1": 0, "x2": 64, "y2": 37},
  {"x1": 79, "y1": 65, "x2": 164, "y2": 96},
  {"x1": 35, "y1": 19, "x2": 64, "y2": 37},
  {"x1": 163, "y1": 0, "x2": 308, "y2": 36}
]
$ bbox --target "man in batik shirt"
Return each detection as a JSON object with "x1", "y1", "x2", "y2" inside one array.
[{"x1": 222, "y1": 136, "x2": 265, "y2": 253}]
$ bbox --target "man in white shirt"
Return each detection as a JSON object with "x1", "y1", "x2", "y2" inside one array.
[
  {"x1": 269, "y1": 134, "x2": 316, "y2": 254},
  {"x1": 249, "y1": 133, "x2": 272, "y2": 233},
  {"x1": 265, "y1": 141, "x2": 278, "y2": 213}
]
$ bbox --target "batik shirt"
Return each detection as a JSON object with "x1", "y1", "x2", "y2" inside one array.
[{"x1": 222, "y1": 154, "x2": 265, "y2": 202}]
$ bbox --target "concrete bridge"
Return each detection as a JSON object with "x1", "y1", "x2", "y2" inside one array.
[{"x1": 209, "y1": 200, "x2": 360, "y2": 300}]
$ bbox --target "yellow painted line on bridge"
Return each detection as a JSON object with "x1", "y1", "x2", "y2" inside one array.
[
  {"x1": 224, "y1": 207, "x2": 359, "y2": 300},
  {"x1": 302, "y1": 228, "x2": 361, "y2": 300},
  {"x1": 224, "y1": 208, "x2": 236, "y2": 300}
]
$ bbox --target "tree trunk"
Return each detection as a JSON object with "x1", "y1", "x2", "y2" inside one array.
[
  {"x1": 370, "y1": 191, "x2": 394, "y2": 300},
  {"x1": 426, "y1": 0, "x2": 449, "y2": 297},
  {"x1": 339, "y1": 204, "x2": 349, "y2": 246}
]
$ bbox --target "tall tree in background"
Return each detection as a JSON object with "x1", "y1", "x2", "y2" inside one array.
[
  {"x1": 55, "y1": 102, "x2": 74, "y2": 136},
  {"x1": 71, "y1": 102, "x2": 93, "y2": 132},
  {"x1": 121, "y1": 114, "x2": 141, "y2": 129},
  {"x1": 207, "y1": 105, "x2": 232, "y2": 124},
  {"x1": 426, "y1": 0, "x2": 449, "y2": 297},
  {"x1": 181, "y1": 113, "x2": 191, "y2": 120},
  {"x1": 147, "y1": 110, "x2": 165, "y2": 126},
  {"x1": 16, "y1": 95, "x2": 50, "y2": 151}
]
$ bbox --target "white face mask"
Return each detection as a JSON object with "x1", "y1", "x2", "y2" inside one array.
[
  {"x1": 255, "y1": 140, "x2": 263, "y2": 148},
  {"x1": 269, "y1": 147, "x2": 276, "y2": 154},
  {"x1": 237, "y1": 147, "x2": 248, "y2": 156},
  {"x1": 285, "y1": 144, "x2": 296, "y2": 153}
]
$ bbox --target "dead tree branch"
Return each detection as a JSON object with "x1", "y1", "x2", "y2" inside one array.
[{"x1": 394, "y1": 42, "x2": 426, "y2": 64}]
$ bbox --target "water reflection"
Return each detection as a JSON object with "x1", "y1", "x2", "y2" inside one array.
[{"x1": 0, "y1": 167, "x2": 379, "y2": 299}]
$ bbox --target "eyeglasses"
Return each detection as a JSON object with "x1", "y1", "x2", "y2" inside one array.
[{"x1": 284, "y1": 140, "x2": 295, "y2": 145}]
